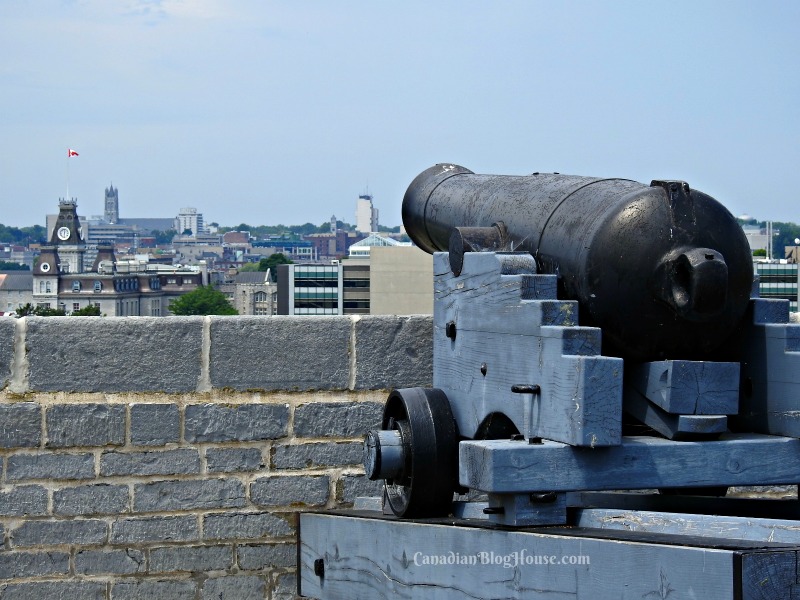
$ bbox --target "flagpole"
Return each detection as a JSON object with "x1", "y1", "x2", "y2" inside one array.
[{"x1": 66, "y1": 151, "x2": 70, "y2": 201}]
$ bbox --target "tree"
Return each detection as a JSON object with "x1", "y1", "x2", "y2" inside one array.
[
  {"x1": 168, "y1": 285, "x2": 238, "y2": 315},
  {"x1": 0, "y1": 261, "x2": 29, "y2": 270},
  {"x1": 72, "y1": 304, "x2": 102, "y2": 316},
  {"x1": 258, "y1": 253, "x2": 293, "y2": 281},
  {"x1": 16, "y1": 303, "x2": 66, "y2": 316}
]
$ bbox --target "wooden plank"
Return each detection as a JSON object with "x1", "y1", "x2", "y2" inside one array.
[
  {"x1": 624, "y1": 385, "x2": 728, "y2": 439},
  {"x1": 432, "y1": 251, "x2": 623, "y2": 447},
  {"x1": 574, "y1": 507, "x2": 800, "y2": 544},
  {"x1": 736, "y1": 311, "x2": 800, "y2": 438},
  {"x1": 627, "y1": 360, "x2": 739, "y2": 415},
  {"x1": 298, "y1": 512, "x2": 746, "y2": 599},
  {"x1": 739, "y1": 551, "x2": 800, "y2": 599},
  {"x1": 459, "y1": 434, "x2": 800, "y2": 493}
]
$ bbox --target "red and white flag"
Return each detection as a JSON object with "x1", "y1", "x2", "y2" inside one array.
[{"x1": 68, "y1": 148, "x2": 79, "y2": 157}]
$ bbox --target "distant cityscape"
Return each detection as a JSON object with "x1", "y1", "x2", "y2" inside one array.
[
  {"x1": 0, "y1": 186, "x2": 431, "y2": 318},
  {"x1": 1, "y1": 185, "x2": 800, "y2": 317}
]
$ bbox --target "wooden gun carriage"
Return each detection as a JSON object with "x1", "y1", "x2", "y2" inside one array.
[{"x1": 299, "y1": 165, "x2": 800, "y2": 599}]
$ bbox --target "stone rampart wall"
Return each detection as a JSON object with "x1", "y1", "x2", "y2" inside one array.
[{"x1": 0, "y1": 315, "x2": 432, "y2": 599}]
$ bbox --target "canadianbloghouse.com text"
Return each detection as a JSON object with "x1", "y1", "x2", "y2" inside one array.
[{"x1": 412, "y1": 550, "x2": 590, "y2": 569}]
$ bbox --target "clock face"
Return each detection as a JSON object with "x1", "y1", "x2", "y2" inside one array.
[
  {"x1": 40, "y1": 262, "x2": 51, "y2": 272},
  {"x1": 57, "y1": 227, "x2": 71, "y2": 241}
]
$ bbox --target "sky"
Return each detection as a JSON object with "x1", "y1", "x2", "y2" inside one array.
[{"x1": 0, "y1": 1, "x2": 798, "y2": 229}]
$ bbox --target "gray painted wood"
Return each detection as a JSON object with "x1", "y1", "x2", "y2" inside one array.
[
  {"x1": 624, "y1": 385, "x2": 728, "y2": 439},
  {"x1": 737, "y1": 299, "x2": 800, "y2": 438},
  {"x1": 298, "y1": 512, "x2": 791, "y2": 599},
  {"x1": 628, "y1": 360, "x2": 740, "y2": 415},
  {"x1": 459, "y1": 433, "x2": 800, "y2": 493},
  {"x1": 575, "y1": 507, "x2": 800, "y2": 544},
  {"x1": 740, "y1": 550, "x2": 800, "y2": 599},
  {"x1": 432, "y1": 251, "x2": 623, "y2": 447}
]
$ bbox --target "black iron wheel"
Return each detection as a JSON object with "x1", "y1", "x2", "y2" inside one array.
[{"x1": 382, "y1": 387, "x2": 458, "y2": 518}]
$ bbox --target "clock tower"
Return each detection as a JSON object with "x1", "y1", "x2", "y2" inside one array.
[{"x1": 50, "y1": 199, "x2": 86, "y2": 274}]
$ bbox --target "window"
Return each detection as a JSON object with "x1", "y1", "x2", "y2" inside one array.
[
  {"x1": 72, "y1": 281, "x2": 81, "y2": 292},
  {"x1": 94, "y1": 281, "x2": 102, "y2": 292},
  {"x1": 73, "y1": 303, "x2": 80, "y2": 312},
  {"x1": 45, "y1": 281, "x2": 52, "y2": 294}
]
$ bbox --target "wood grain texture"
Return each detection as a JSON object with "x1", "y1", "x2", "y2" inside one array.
[
  {"x1": 624, "y1": 385, "x2": 728, "y2": 439},
  {"x1": 628, "y1": 360, "x2": 740, "y2": 415},
  {"x1": 459, "y1": 434, "x2": 800, "y2": 493},
  {"x1": 299, "y1": 512, "x2": 759, "y2": 599},
  {"x1": 432, "y1": 252, "x2": 623, "y2": 447},
  {"x1": 737, "y1": 299, "x2": 800, "y2": 438}
]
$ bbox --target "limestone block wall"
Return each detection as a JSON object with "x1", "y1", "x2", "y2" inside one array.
[{"x1": 0, "y1": 315, "x2": 432, "y2": 599}]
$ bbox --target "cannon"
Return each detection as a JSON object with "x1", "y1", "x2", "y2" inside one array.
[
  {"x1": 402, "y1": 164, "x2": 754, "y2": 362},
  {"x1": 300, "y1": 165, "x2": 800, "y2": 600}
]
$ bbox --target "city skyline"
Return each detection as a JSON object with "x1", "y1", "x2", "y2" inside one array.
[{"x1": 1, "y1": 1, "x2": 798, "y2": 229}]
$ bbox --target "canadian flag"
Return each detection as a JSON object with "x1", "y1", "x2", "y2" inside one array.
[{"x1": 68, "y1": 149, "x2": 79, "y2": 157}]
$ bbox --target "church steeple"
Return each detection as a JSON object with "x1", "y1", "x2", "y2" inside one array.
[{"x1": 104, "y1": 183, "x2": 119, "y2": 224}]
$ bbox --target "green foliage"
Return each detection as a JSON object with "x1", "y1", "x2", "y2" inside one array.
[
  {"x1": 150, "y1": 229, "x2": 177, "y2": 245},
  {"x1": 771, "y1": 221, "x2": 800, "y2": 259},
  {"x1": 72, "y1": 304, "x2": 102, "y2": 316},
  {"x1": 168, "y1": 285, "x2": 238, "y2": 315},
  {"x1": 16, "y1": 303, "x2": 66, "y2": 316},
  {"x1": 0, "y1": 224, "x2": 46, "y2": 245},
  {"x1": 0, "y1": 261, "x2": 29, "y2": 270},
  {"x1": 258, "y1": 253, "x2": 293, "y2": 281},
  {"x1": 239, "y1": 262, "x2": 259, "y2": 272},
  {"x1": 753, "y1": 248, "x2": 767, "y2": 257}
]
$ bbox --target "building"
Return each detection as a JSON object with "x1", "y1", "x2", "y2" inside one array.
[
  {"x1": 0, "y1": 271, "x2": 34, "y2": 315},
  {"x1": 355, "y1": 194, "x2": 379, "y2": 233},
  {"x1": 276, "y1": 235, "x2": 433, "y2": 316},
  {"x1": 755, "y1": 261, "x2": 798, "y2": 312},
  {"x1": 34, "y1": 200, "x2": 207, "y2": 316},
  {"x1": 218, "y1": 270, "x2": 276, "y2": 315},
  {"x1": 369, "y1": 245, "x2": 433, "y2": 315},
  {"x1": 175, "y1": 207, "x2": 205, "y2": 237}
]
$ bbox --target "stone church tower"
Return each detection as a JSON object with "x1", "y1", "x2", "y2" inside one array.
[{"x1": 105, "y1": 184, "x2": 119, "y2": 224}]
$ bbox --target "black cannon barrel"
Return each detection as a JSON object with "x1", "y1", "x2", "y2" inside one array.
[{"x1": 403, "y1": 164, "x2": 754, "y2": 361}]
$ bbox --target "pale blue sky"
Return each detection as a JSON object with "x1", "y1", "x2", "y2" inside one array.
[{"x1": 0, "y1": 1, "x2": 797, "y2": 228}]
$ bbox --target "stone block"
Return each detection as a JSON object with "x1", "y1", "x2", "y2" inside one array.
[
  {"x1": 110, "y1": 516, "x2": 199, "y2": 544},
  {"x1": 206, "y1": 447, "x2": 263, "y2": 473},
  {"x1": 354, "y1": 316, "x2": 433, "y2": 389},
  {"x1": 11, "y1": 519, "x2": 107, "y2": 547},
  {"x1": 150, "y1": 545, "x2": 233, "y2": 573},
  {"x1": 250, "y1": 475, "x2": 329, "y2": 507},
  {"x1": 0, "y1": 550, "x2": 70, "y2": 579},
  {"x1": 184, "y1": 403, "x2": 288, "y2": 442},
  {"x1": 101, "y1": 449, "x2": 200, "y2": 477},
  {"x1": 111, "y1": 580, "x2": 196, "y2": 600},
  {"x1": 203, "y1": 512, "x2": 292, "y2": 540},
  {"x1": 237, "y1": 543, "x2": 296, "y2": 570},
  {"x1": 338, "y1": 474, "x2": 383, "y2": 504},
  {"x1": 201, "y1": 575, "x2": 266, "y2": 600},
  {"x1": 26, "y1": 316, "x2": 203, "y2": 392},
  {"x1": 53, "y1": 484, "x2": 129, "y2": 516},
  {"x1": 0, "y1": 317, "x2": 14, "y2": 389},
  {"x1": 0, "y1": 403, "x2": 41, "y2": 448},
  {"x1": 130, "y1": 403, "x2": 180, "y2": 446},
  {"x1": 0, "y1": 485, "x2": 48, "y2": 516},
  {"x1": 272, "y1": 573, "x2": 298, "y2": 600},
  {"x1": 0, "y1": 582, "x2": 106, "y2": 600},
  {"x1": 293, "y1": 401, "x2": 382, "y2": 438},
  {"x1": 75, "y1": 549, "x2": 145, "y2": 575},
  {"x1": 272, "y1": 441, "x2": 363, "y2": 469},
  {"x1": 46, "y1": 404, "x2": 125, "y2": 447},
  {"x1": 5, "y1": 452, "x2": 94, "y2": 481},
  {"x1": 209, "y1": 316, "x2": 350, "y2": 390},
  {"x1": 134, "y1": 478, "x2": 246, "y2": 512}
]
